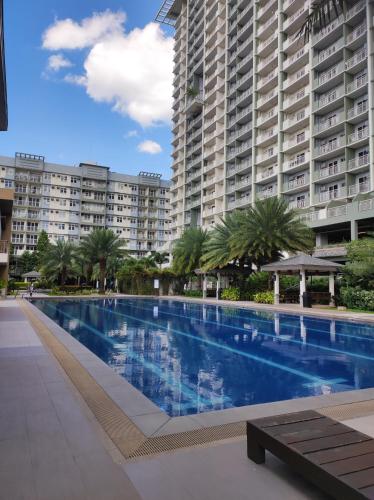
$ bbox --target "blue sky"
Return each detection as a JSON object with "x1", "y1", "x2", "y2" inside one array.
[{"x1": 2, "y1": 0, "x2": 174, "y2": 179}]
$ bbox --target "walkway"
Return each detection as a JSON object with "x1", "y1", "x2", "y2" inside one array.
[{"x1": 0, "y1": 299, "x2": 140, "y2": 500}]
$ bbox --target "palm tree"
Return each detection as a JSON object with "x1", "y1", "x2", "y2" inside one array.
[
  {"x1": 172, "y1": 227, "x2": 209, "y2": 275},
  {"x1": 151, "y1": 251, "x2": 169, "y2": 269},
  {"x1": 234, "y1": 197, "x2": 315, "y2": 266},
  {"x1": 201, "y1": 211, "x2": 246, "y2": 271},
  {"x1": 298, "y1": 0, "x2": 345, "y2": 41},
  {"x1": 79, "y1": 228, "x2": 124, "y2": 294},
  {"x1": 41, "y1": 240, "x2": 77, "y2": 285}
]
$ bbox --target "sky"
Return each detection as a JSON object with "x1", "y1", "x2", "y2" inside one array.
[{"x1": 1, "y1": 0, "x2": 174, "y2": 179}]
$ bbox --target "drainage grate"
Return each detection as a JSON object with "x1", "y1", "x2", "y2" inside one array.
[{"x1": 128, "y1": 421, "x2": 246, "y2": 458}]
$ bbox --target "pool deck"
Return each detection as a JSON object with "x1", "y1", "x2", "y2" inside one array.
[{"x1": 2, "y1": 296, "x2": 374, "y2": 499}]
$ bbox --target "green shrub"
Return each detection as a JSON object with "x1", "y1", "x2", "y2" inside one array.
[
  {"x1": 245, "y1": 272, "x2": 269, "y2": 297},
  {"x1": 8, "y1": 280, "x2": 28, "y2": 291},
  {"x1": 340, "y1": 288, "x2": 374, "y2": 311},
  {"x1": 253, "y1": 291, "x2": 274, "y2": 304},
  {"x1": 221, "y1": 287, "x2": 240, "y2": 301},
  {"x1": 184, "y1": 290, "x2": 203, "y2": 298}
]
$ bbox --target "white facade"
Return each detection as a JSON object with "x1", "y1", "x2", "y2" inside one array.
[
  {"x1": 0, "y1": 153, "x2": 171, "y2": 256},
  {"x1": 158, "y1": 0, "x2": 374, "y2": 246}
]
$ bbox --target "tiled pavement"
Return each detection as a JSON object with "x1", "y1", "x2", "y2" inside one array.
[{"x1": 0, "y1": 299, "x2": 140, "y2": 500}]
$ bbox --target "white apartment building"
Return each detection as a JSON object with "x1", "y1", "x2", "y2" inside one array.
[
  {"x1": 157, "y1": 0, "x2": 374, "y2": 249},
  {"x1": 0, "y1": 153, "x2": 171, "y2": 256}
]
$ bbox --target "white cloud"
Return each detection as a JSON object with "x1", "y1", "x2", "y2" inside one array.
[
  {"x1": 42, "y1": 10, "x2": 126, "y2": 50},
  {"x1": 47, "y1": 53, "x2": 73, "y2": 72},
  {"x1": 42, "y1": 12, "x2": 174, "y2": 127},
  {"x1": 124, "y1": 130, "x2": 138, "y2": 138},
  {"x1": 137, "y1": 140, "x2": 162, "y2": 154}
]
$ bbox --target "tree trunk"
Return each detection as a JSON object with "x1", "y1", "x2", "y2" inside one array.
[
  {"x1": 99, "y1": 259, "x2": 106, "y2": 294},
  {"x1": 61, "y1": 266, "x2": 67, "y2": 286}
]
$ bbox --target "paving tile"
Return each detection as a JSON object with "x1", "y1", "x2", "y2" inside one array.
[
  {"x1": 75, "y1": 451, "x2": 141, "y2": 500},
  {"x1": 152, "y1": 415, "x2": 203, "y2": 436},
  {"x1": 0, "y1": 437, "x2": 37, "y2": 500},
  {"x1": 131, "y1": 411, "x2": 170, "y2": 437},
  {"x1": 0, "y1": 411, "x2": 27, "y2": 441}
]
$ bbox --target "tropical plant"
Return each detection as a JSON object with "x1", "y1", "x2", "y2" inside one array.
[
  {"x1": 221, "y1": 287, "x2": 240, "y2": 301},
  {"x1": 79, "y1": 228, "x2": 125, "y2": 294},
  {"x1": 172, "y1": 227, "x2": 209, "y2": 276},
  {"x1": 201, "y1": 211, "x2": 247, "y2": 271},
  {"x1": 233, "y1": 197, "x2": 315, "y2": 266},
  {"x1": 35, "y1": 230, "x2": 51, "y2": 268},
  {"x1": 19, "y1": 250, "x2": 38, "y2": 275},
  {"x1": 298, "y1": 0, "x2": 345, "y2": 41},
  {"x1": 186, "y1": 86, "x2": 200, "y2": 98},
  {"x1": 117, "y1": 257, "x2": 154, "y2": 294},
  {"x1": 151, "y1": 251, "x2": 169, "y2": 269},
  {"x1": 343, "y1": 237, "x2": 374, "y2": 289},
  {"x1": 40, "y1": 240, "x2": 77, "y2": 285},
  {"x1": 253, "y1": 291, "x2": 274, "y2": 304}
]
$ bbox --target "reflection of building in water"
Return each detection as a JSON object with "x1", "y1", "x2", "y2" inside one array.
[{"x1": 106, "y1": 320, "x2": 227, "y2": 415}]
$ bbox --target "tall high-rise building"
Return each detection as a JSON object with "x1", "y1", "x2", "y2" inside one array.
[
  {"x1": 0, "y1": 153, "x2": 171, "y2": 257},
  {"x1": 157, "y1": 0, "x2": 374, "y2": 249}
]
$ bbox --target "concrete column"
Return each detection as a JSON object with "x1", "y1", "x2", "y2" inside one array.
[
  {"x1": 300, "y1": 316, "x2": 307, "y2": 346},
  {"x1": 216, "y1": 272, "x2": 220, "y2": 300},
  {"x1": 351, "y1": 219, "x2": 358, "y2": 240},
  {"x1": 274, "y1": 271, "x2": 280, "y2": 305},
  {"x1": 202, "y1": 274, "x2": 207, "y2": 299},
  {"x1": 329, "y1": 272, "x2": 335, "y2": 306},
  {"x1": 300, "y1": 270, "x2": 306, "y2": 306},
  {"x1": 315, "y1": 233, "x2": 328, "y2": 248}
]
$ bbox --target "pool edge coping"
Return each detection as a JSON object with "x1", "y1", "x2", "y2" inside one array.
[{"x1": 21, "y1": 297, "x2": 374, "y2": 449}]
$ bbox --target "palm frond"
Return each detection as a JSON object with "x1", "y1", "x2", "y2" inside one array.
[{"x1": 297, "y1": 0, "x2": 345, "y2": 43}]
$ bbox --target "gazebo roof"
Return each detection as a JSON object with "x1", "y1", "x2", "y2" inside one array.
[
  {"x1": 261, "y1": 253, "x2": 343, "y2": 273},
  {"x1": 22, "y1": 270, "x2": 41, "y2": 278}
]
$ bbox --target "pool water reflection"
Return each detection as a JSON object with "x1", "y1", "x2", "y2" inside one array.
[{"x1": 33, "y1": 298, "x2": 374, "y2": 417}]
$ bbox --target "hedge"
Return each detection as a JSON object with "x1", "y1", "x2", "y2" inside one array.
[
  {"x1": 184, "y1": 290, "x2": 203, "y2": 298},
  {"x1": 340, "y1": 288, "x2": 374, "y2": 312},
  {"x1": 221, "y1": 287, "x2": 240, "y2": 301},
  {"x1": 253, "y1": 291, "x2": 274, "y2": 304}
]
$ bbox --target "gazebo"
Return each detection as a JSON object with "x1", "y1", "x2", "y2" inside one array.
[
  {"x1": 261, "y1": 253, "x2": 343, "y2": 307},
  {"x1": 22, "y1": 270, "x2": 41, "y2": 283}
]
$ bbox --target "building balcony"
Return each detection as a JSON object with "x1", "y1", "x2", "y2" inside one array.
[
  {"x1": 347, "y1": 128, "x2": 369, "y2": 145},
  {"x1": 318, "y1": 187, "x2": 346, "y2": 203},
  {"x1": 346, "y1": 75, "x2": 367, "y2": 95},
  {"x1": 283, "y1": 5, "x2": 308, "y2": 31},
  {"x1": 256, "y1": 165, "x2": 278, "y2": 183},
  {"x1": 257, "y1": 32, "x2": 277, "y2": 56},
  {"x1": 257, "y1": 13, "x2": 278, "y2": 38},
  {"x1": 313, "y1": 15, "x2": 344, "y2": 45},
  {"x1": 346, "y1": 22, "x2": 366, "y2": 45},
  {"x1": 314, "y1": 162, "x2": 346, "y2": 181},
  {"x1": 314, "y1": 137, "x2": 345, "y2": 158},
  {"x1": 347, "y1": 102, "x2": 368, "y2": 120},
  {"x1": 283, "y1": 46, "x2": 309, "y2": 72},
  {"x1": 348, "y1": 154, "x2": 369, "y2": 172},
  {"x1": 345, "y1": 47, "x2": 367, "y2": 71},
  {"x1": 284, "y1": 152, "x2": 310, "y2": 172},
  {"x1": 314, "y1": 85, "x2": 344, "y2": 111},
  {"x1": 314, "y1": 61, "x2": 344, "y2": 90},
  {"x1": 314, "y1": 111, "x2": 345, "y2": 134},
  {"x1": 288, "y1": 197, "x2": 310, "y2": 210},
  {"x1": 313, "y1": 39, "x2": 344, "y2": 68},
  {"x1": 348, "y1": 182, "x2": 370, "y2": 196},
  {"x1": 283, "y1": 175, "x2": 309, "y2": 192},
  {"x1": 257, "y1": 188, "x2": 277, "y2": 200}
]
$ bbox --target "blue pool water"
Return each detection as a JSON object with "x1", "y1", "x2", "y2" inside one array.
[{"x1": 33, "y1": 298, "x2": 374, "y2": 417}]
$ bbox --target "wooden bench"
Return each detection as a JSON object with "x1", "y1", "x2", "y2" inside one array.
[{"x1": 247, "y1": 410, "x2": 374, "y2": 500}]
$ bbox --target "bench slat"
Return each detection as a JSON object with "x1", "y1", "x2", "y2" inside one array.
[
  {"x1": 294, "y1": 432, "x2": 371, "y2": 454},
  {"x1": 307, "y1": 441, "x2": 374, "y2": 465},
  {"x1": 322, "y1": 452, "x2": 374, "y2": 476}
]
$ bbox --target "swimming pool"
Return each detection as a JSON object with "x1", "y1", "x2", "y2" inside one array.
[{"x1": 33, "y1": 297, "x2": 374, "y2": 417}]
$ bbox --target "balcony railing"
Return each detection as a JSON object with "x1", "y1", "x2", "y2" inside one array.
[
  {"x1": 348, "y1": 182, "x2": 370, "y2": 196},
  {"x1": 318, "y1": 187, "x2": 346, "y2": 202},
  {"x1": 315, "y1": 111, "x2": 344, "y2": 132},
  {"x1": 256, "y1": 165, "x2": 278, "y2": 182},
  {"x1": 348, "y1": 128, "x2": 369, "y2": 144},
  {"x1": 315, "y1": 85, "x2": 344, "y2": 109},
  {"x1": 346, "y1": 22, "x2": 366, "y2": 44},
  {"x1": 285, "y1": 175, "x2": 308, "y2": 190},
  {"x1": 345, "y1": 48, "x2": 367, "y2": 70},
  {"x1": 315, "y1": 163, "x2": 345, "y2": 179},
  {"x1": 348, "y1": 154, "x2": 369, "y2": 171},
  {"x1": 315, "y1": 137, "x2": 345, "y2": 156},
  {"x1": 346, "y1": 75, "x2": 367, "y2": 94},
  {"x1": 284, "y1": 153, "x2": 309, "y2": 171},
  {"x1": 289, "y1": 198, "x2": 309, "y2": 209}
]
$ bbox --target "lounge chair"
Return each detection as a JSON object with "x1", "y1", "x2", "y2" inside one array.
[{"x1": 247, "y1": 410, "x2": 374, "y2": 499}]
